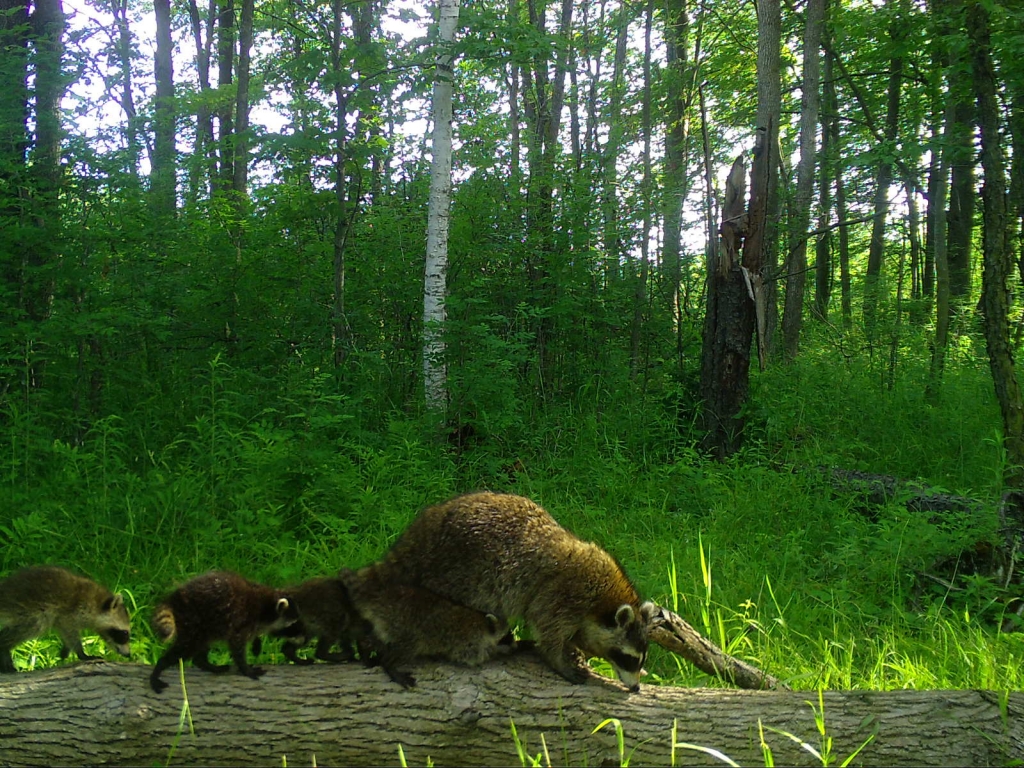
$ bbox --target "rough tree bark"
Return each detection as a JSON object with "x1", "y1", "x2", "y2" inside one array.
[
  {"x1": 0, "y1": 658, "x2": 1021, "y2": 767},
  {"x1": 700, "y1": 156, "x2": 752, "y2": 459},
  {"x1": 662, "y1": 0, "x2": 690, "y2": 372},
  {"x1": 946, "y1": 0, "x2": 975, "y2": 305},
  {"x1": 861, "y1": 0, "x2": 905, "y2": 339},
  {"x1": 152, "y1": 0, "x2": 176, "y2": 216},
  {"x1": 970, "y1": 0, "x2": 1024, "y2": 491},
  {"x1": 231, "y1": 0, "x2": 254, "y2": 199},
  {"x1": 698, "y1": 0, "x2": 779, "y2": 459},
  {"x1": 781, "y1": 0, "x2": 823, "y2": 360},
  {"x1": 422, "y1": 0, "x2": 461, "y2": 413},
  {"x1": 215, "y1": 0, "x2": 235, "y2": 193}
]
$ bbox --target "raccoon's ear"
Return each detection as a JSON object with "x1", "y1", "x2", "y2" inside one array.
[
  {"x1": 484, "y1": 613, "x2": 503, "y2": 634},
  {"x1": 103, "y1": 594, "x2": 125, "y2": 612},
  {"x1": 639, "y1": 601, "x2": 657, "y2": 622},
  {"x1": 614, "y1": 604, "x2": 636, "y2": 628},
  {"x1": 275, "y1": 597, "x2": 291, "y2": 615}
]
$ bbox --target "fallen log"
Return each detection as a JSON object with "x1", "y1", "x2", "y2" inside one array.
[{"x1": 0, "y1": 656, "x2": 1020, "y2": 767}]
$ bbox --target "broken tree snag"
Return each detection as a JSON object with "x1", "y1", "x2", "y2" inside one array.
[
  {"x1": 699, "y1": 153, "x2": 755, "y2": 459},
  {"x1": 0, "y1": 660, "x2": 1021, "y2": 767},
  {"x1": 650, "y1": 605, "x2": 787, "y2": 690}
]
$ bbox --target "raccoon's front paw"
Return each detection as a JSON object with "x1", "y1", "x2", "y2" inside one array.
[
  {"x1": 245, "y1": 666, "x2": 267, "y2": 680},
  {"x1": 384, "y1": 667, "x2": 416, "y2": 688},
  {"x1": 560, "y1": 663, "x2": 592, "y2": 685},
  {"x1": 150, "y1": 676, "x2": 169, "y2": 694}
]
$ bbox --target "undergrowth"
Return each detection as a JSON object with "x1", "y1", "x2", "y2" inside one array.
[{"x1": 2, "y1": 349, "x2": 1022, "y2": 693}]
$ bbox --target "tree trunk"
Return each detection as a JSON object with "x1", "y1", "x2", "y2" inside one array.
[
  {"x1": 700, "y1": 156, "x2": 751, "y2": 459},
  {"x1": 947, "y1": 0, "x2": 975, "y2": 304},
  {"x1": 521, "y1": 0, "x2": 573, "y2": 392},
  {"x1": 0, "y1": 0, "x2": 29, "y2": 173},
  {"x1": 970, "y1": 0, "x2": 1024, "y2": 489},
  {"x1": 835, "y1": 113, "x2": 852, "y2": 328},
  {"x1": 216, "y1": 0, "x2": 235, "y2": 193},
  {"x1": 506, "y1": 0, "x2": 521, "y2": 180},
  {"x1": 330, "y1": 0, "x2": 351, "y2": 368},
  {"x1": 187, "y1": 0, "x2": 217, "y2": 201},
  {"x1": 629, "y1": 0, "x2": 654, "y2": 381},
  {"x1": 600, "y1": 1, "x2": 630, "y2": 279},
  {"x1": 926, "y1": 67, "x2": 952, "y2": 402},
  {"x1": 662, "y1": 0, "x2": 689, "y2": 367},
  {"x1": 152, "y1": 0, "x2": 176, "y2": 216},
  {"x1": 781, "y1": 0, "x2": 823, "y2": 360},
  {"x1": 813, "y1": 4, "x2": 835, "y2": 322},
  {"x1": 1, "y1": 660, "x2": 1021, "y2": 767},
  {"x1": 0, "y1": 0, "x2": 30, "y2": 349},
  {"x1": 699, "y1": 0, "x2": 779, "y2": 458},
  {"x1": 1008, "y1": 79, "x2": 1024, "y2": 309},
  {"x1": 112, "y1": 0, "x2": 143, "y2": 184},
  {"x1": 422, "y1": 0, "x2": 461, "y2": 413},
  {"x1": 24, "y1": 0, "x2": 65, "y2": 338},
  {"x1": 231, "y1": 0, "x2": 254, "y2": 200},
  {"x1": 742, "y1": 0, "x2": 780, "y2": 369},
  {"x1": 862, "y1": 0, "x2": 905, "y2": 339}
]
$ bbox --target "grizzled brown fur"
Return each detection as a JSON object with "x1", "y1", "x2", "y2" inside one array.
[
  {"x1": 374, "y1": 492, "x2": 655, "y2": 690},
  {"x1": 340, "y1": 565, "x2": 510, "y2": 688},
  {"x1": 0, "y1": 566, "x2": 131, "y2": 672}
]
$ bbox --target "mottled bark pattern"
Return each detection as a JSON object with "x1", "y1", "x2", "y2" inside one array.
[
  {"x1": 969, "y1": 1, "x2": 1024, "y2": 488},
  {"x1": 0, "y1": 660, "x2": 1021, "y2": 766},
  {"x1": 700, "y1": 157, "x2": 750, "y2": 458}
]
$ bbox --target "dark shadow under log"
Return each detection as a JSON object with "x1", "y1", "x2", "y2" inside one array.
[{"x1": 1, "y1": 657, "x2": 1021, "y2": 766}]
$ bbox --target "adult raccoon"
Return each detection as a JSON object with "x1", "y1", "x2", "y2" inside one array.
[
  {"x1": 375, "y1": 492, "x2": 655, "y2": 691},
  {"x1": 0, "y1": 565, "x2": 131, "y2": 672},
  {"x1": 149, "y1": 571, "x2": 298, "y2": 693}
]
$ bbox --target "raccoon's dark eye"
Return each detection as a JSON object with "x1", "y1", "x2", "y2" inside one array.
[
  {"x1": 608, "y1": 649, "x2": 643, "y2": 673},
  {"x1": 106, "y1": 629, "x2": 130, "y2": 645}
]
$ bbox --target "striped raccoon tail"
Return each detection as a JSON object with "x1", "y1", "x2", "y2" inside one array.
[{"x1": 152, "y1": 604, "x2": 177, "y2": 642}]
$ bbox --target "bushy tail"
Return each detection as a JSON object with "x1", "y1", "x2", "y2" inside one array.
[{"x1": 152, "y1": 604, "x2": 176, "y2": 642}]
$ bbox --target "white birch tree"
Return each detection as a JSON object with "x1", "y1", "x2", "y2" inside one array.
[{"x1": 422, "y1": 0, "x2": 461, "y2": 413}]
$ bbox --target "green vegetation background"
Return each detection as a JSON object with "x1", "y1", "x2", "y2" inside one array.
[{"x1": 3, "y1": 322, "x2": 1021, "y2": 691}]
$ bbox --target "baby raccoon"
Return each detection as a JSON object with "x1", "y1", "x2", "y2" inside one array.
[
  {"x1": 0, "y1": 565, "x2": 131, "y2": 672},
  {"x1": 267, "y1": 576, "x2": 359, "y2": 665},
  {"x1": 149, "y1": 571, "x2": 298, "y2": 693},
  {"x1": 339, "y1": 565, "x2": 511, "y2": 688},
  {"x1": 375, "y1": 492, "x2": 655, "y2": 691}
]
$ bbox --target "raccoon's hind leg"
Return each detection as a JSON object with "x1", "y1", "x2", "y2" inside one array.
[
  {"x1": 228, "y1": 638, "x2": 265, "y2": 679},
  {"x1": 314, "y1": 636, "x2": 355, "y2": 662},
  {"x1": 192, "y1": 648, "x2": 230, "y2": 673},
  {"x1": 282, "y1": 639, "x2": 315, "y2": 665},
  {"x1": 0, "y1": 625, "x2": 34, "y2": 672}
]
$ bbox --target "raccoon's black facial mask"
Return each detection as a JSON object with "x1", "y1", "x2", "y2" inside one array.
[
  {"x1": 106, "y1": 629, "x2": 130, "y2": 646},
  {"x1": 607, "y1": 648, "x2": 644, "y2": 675}
]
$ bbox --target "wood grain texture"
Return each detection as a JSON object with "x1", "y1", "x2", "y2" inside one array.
[{"x1": 0, "y1": 655, "x2": 1021, "y2": 766}]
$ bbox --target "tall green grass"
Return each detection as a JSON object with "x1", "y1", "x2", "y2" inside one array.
[{"x1": 1, "y1": 348, "x2": 1021, "y2": 692}]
